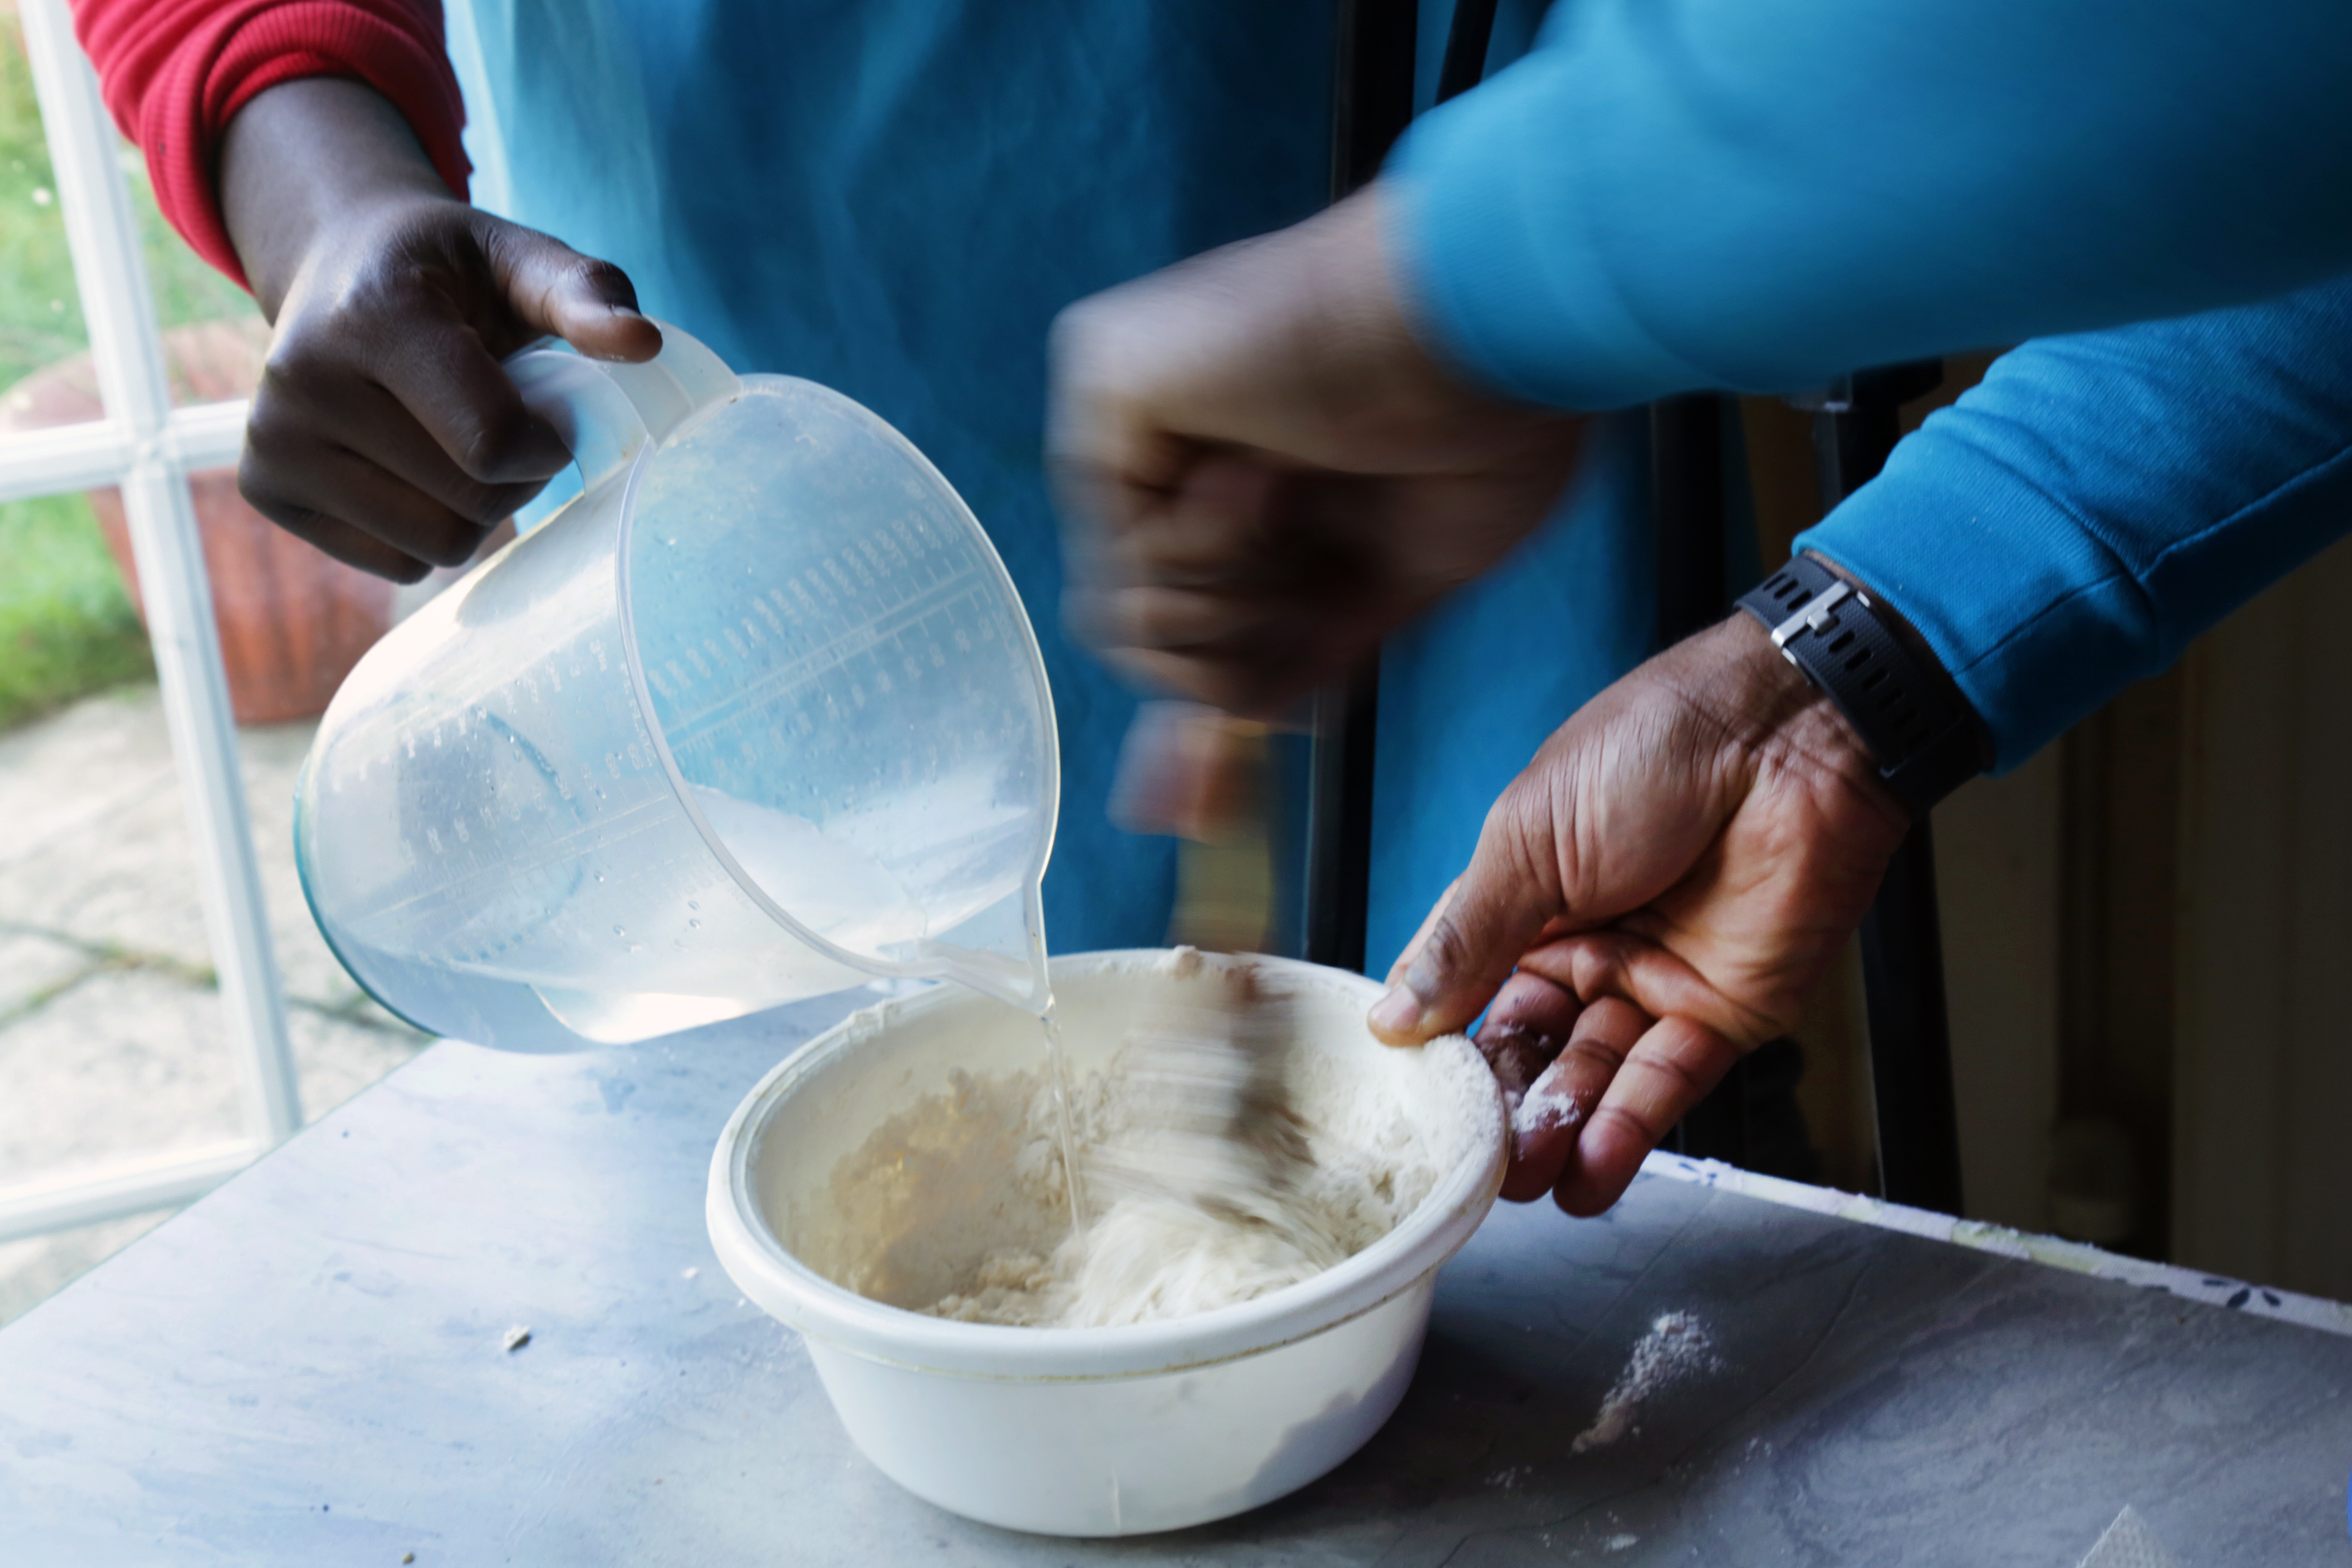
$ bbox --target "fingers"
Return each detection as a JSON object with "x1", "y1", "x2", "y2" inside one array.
[
  {"x1": 239, "y1": 437, "x2": 496, "y2": 578},
  {"x1": 1064, "y1": 451, "x2": 1333, "y2": 715},
  {"x1": 1369, "y1": 791, "x2": 1567, "y2": 1044},
  {"x1": 1497, "y1": 997, "x2": 1648, "y2": 1204},
  {"x1": 1109, "y1": 702, "x2": 1264, "y2": 840},
  {"x1": 1552, "y1": 1012, "x2": 1743, "y2": 1217},
  {"x1": 481, "y1": 221, "x2": 663, "y2": 365},
  {"x1": 1469, "y1": 957, "x2": 1744, "y2": 1214},
  {"x1": 241, "y1": 497, "x2": 435, "y2": 583},
  {"x1": 241, "y1": 204, "x2": 659, "y2": 579},
  {"x1": 1510, "y1": 928, "x2": 1780, "y2": 1052},
  {"x1": 366, "y1": 224, "x2": 644, "y2": 491}
]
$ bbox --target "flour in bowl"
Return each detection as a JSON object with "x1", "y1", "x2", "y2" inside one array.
[{"x1": 815, "y1": 978, "x2": 1484, "y2": 1329}]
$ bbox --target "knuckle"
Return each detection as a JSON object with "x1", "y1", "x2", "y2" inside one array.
[
  {"x1": 1589, "y1": 1100, "x2": 1664, "y2": 1149},
  {"x1": 235, "y1": 451, "x2": 300, "y2": 527},
  {"x1": 1047, "y1": 299, "x2": 1102, "y2": 366},
  {"x1": 567, "y1": 255, "x2": 633, "y2": 304},
  {"x1": 258, "y1": 338, "x2": 336, "y2": 410},
  {"x1": 448, "y1": 400, "x2": 541, "y2": 481},
  {"x1": 419, "y1": 533, "x2": 480, "y2": 570},
  {"x1": 1415, "y1": 910, "x2": 1479, "y2": 988}
]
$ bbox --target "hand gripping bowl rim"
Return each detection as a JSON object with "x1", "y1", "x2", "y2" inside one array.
[{"x1": 706, "y1": 950, "x2": 1507, "y2": 1381}]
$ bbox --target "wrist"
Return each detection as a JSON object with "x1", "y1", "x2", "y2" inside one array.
[
  {"x1": 1698, "y1": 614, "x2": 1894, "y2": 813},
  {"x1": 221, "y1": 79, "x2": 460, "y2": 318},
  {"x1": 1737, "y1": 555, "x2": 1991, "y2": 816},
  {"x1": 1280, "y1": 186, "x2": 1577, "y2": 467}
]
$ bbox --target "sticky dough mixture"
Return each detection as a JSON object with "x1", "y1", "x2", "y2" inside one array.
[{"x1": 816, "y1": 1028, "x2": 1450, "y2": 1329}]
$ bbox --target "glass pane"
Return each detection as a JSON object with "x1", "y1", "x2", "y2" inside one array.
[
  {"x1": 0, "y1": 674, "x2": 246, "y2": 1199},
  {"x1": 0, "y1": 475, "x2": 426, "y2": 1320},
  {"x1": 123, "y1": 135, "x2": 269, "y2": 409},
  {"x1": 0, "y1": 10, "x2": 97, "y2": 428}
]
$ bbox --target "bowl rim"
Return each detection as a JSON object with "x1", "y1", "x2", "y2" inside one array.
[{"x1": 706, "y1": 949, "x2": 1506, "y2": 1379}]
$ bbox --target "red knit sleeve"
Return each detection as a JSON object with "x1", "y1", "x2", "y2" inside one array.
[{"x1": 70, "y1": 0, "x2": 470, "y2": 290}]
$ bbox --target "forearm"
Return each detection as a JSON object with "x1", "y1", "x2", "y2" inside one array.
[
  {"x1": 1796, "y1": 275, "x2": 2352, "y2": 770},
  {"x1": 221, "y1": 78, "x2": 455, "y2": 320},
  {"x1": 1386, "y1": 0, "x2": 2352, "y2": 410},
  {"x1": 71, "y1": 0, "x2": 467, "y2": 288}
]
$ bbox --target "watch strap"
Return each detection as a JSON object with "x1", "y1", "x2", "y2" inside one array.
[{"x1": 1738, "y1": 556, "x2": 1989, "y2": 816}]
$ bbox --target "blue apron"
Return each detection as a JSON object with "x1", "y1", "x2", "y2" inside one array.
[{"x1": 445, "y1": 0, "x2": 1651, "y2": 970}]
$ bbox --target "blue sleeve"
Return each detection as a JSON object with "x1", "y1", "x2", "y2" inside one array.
[
  {"x1": 1389, "y1": 0, "x2": 2352, "y2": 410},
  {"x1": 1793, "y1": 277, "x2": 2352, "y2": 771}
]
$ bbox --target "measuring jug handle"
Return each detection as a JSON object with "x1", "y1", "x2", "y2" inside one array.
[
  {"x1": 503, "y1": 323, "x2": 741, "y2": 493},
  {"x1": 503, "y1": 348, "x2": 654, "y2": 495}
]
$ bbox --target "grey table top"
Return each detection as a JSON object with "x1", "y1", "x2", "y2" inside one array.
[{"x1": 3, "y1": 995, "x2": 2348, "y2": 1567}]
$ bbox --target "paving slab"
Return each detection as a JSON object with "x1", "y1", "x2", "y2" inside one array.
[
  {"x1": 0, "y1": 930, "x2": 91, "y2": 1017},
  {"x1": 0, "y1": 687, "x2": 373, "y2": 1011},
  {"x1": 0, "y1": 967, "x2": 247, "y2": 1185},
  {"x1": 0, "y1": 687, "x2": 177, "y2": 869},
  {"x1": 0, "y1": 966, "x2": 426, "y2": 1189},
  {"x1": 0, "y1": 687, "x2": 429, "y2": 1321}
]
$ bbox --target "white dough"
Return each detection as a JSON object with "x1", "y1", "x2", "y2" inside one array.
[{"x1": 816, "y1": 1000, "x2": 1474, "y2": 1329}]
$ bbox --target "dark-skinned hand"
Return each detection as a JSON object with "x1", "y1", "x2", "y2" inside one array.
[
  {"x1": 221, "y1": 78, "x2": 661, "y2": 582},
  {"x1": 1048, "y1": 185, "x2": 1585, "y2": 726},
  {"x1": 1368, "y1": 611, "x2": 1913, "y2": 1216}
]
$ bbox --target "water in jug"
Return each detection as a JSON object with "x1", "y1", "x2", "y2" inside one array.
[{"x1": 293, "y1": 323, "x2": 1058, "y2": 1050}]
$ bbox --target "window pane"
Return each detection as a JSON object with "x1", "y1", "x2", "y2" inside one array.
[
  {"x1": 0, "y1": 10, "x2": 96, "y2": 426},
  {"x1": 0, "y1": 482, "x2": 425, "y2": 1319},
  {"x1": 0, "y1": 490, "x2": 151, "y2": 729},
  {"x1": 0, "y1": 680, "x2": 247, "y2": 1196},
  {"x1": 123, "y1": 135, "x2": 270, "y2": 409}
]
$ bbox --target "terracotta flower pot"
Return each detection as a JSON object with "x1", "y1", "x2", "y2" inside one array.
[{"x1": 0, "y1": 321, "x2": 396, "y2": 726}]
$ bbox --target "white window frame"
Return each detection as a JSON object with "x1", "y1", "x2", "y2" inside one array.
[{"x1": 0, "y1": 0, "x2": 303, "y2": 1244}]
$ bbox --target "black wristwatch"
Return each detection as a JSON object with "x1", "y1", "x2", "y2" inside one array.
[{"x1": 1736, "y1": 554, "x2": 1990, "y2": 816}]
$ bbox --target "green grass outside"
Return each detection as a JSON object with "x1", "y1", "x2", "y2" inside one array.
[
  {"x1": 0, "y1": 490, "x2": 153, "y2": 729},
  {"x1": 0, "y1": 13, "x2": 263, "y2": 733}
]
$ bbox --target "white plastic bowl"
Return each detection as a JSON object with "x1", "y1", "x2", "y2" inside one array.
[{"x1": 707, "y1": 949, "x2": 1506, "y2": 1536}]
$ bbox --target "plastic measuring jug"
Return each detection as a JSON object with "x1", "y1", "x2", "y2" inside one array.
[{"x1": 293, "y1": 322, "x2": 1058, "y2": 1050}]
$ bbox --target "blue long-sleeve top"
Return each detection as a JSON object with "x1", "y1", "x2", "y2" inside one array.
[
  {"x1": 1390, "y1": 0, "x2": 2352, "y2": 767},
  {"x1": 1801, "y1": 283, "x2": 2352, "y2": 769}
]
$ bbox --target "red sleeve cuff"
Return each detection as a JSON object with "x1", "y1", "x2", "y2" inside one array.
[{"x1": 73, "y1": 0, "x2": 470, "y2": 290}]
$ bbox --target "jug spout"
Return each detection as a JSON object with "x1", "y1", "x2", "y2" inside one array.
[{"x1": 920, "y1": 882, "x2": 1052, "y2": 1016}]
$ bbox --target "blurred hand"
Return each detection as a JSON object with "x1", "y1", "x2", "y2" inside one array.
[
  {"x1": 1109, "y1": 701, "x2": 1267, "y2": 842},
  {"x1": 1367, "y1": 613, "x2": 1912, "y2": 1216},
  {"x1": 220, "y1": 80, "x2": 662, "y2": 581},
  {"x1": 1049, "y1": 185, "x2": 1585, "y2": 719}
]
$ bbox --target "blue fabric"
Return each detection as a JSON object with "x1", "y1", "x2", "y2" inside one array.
[
  {"x1": 1799, "y1": 278, "x2": 2352, "y2": 770},
  {"x1": 443, "y1": 0, "x2": 1657, "y2": 963},
  {"x1": 1387, "y1": 0, "x2": 2352, "y2": 779},
  {"x1": 1365, "y1": 0, "x2": 1653, "y2": 974},
  {"x1": 1390, "y1": 0, "x2": 2352, "y2": 411},
  {"x1": 1369, "y1": 413, "x2": 1652, "y2": 972}
]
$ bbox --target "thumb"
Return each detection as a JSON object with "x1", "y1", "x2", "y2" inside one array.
[
  {"x1": 1368, "y1": 801, "x2": 1566, "y2": 1045},
  {"x1": 485, "y1": 223, "x2": 663, "y2": 364}
]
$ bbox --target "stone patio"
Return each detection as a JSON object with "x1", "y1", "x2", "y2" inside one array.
[{"x1": 0, "y1": 685, "x2": 429, "y2": 1323}]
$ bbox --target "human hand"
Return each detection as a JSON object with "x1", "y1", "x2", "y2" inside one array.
[
  {"x1": 1049, "y1": 185, "x2": 1585, "y2": 719},
  {"x1": 1367, "y1": 612, "x2": 1912, "y2": 1215},
  {"x1": 220, "y1": 80, "x2": 662, "y2": 581},
  {"x1": 1109, "y1": 701, "x2": 1267, "y2": 842}
]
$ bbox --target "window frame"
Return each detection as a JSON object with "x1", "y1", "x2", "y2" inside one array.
[{"x1": 0, "y1": 0, "x2": 304, "y2": 1244}]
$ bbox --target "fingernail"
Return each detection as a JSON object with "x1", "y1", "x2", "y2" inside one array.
[
  {"x1": 1369, "y1": 984, "x2": 1423, "y2": 1038},
  {"x1": 608, "y1": 303, "x2": 641, "y2": 318}
]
